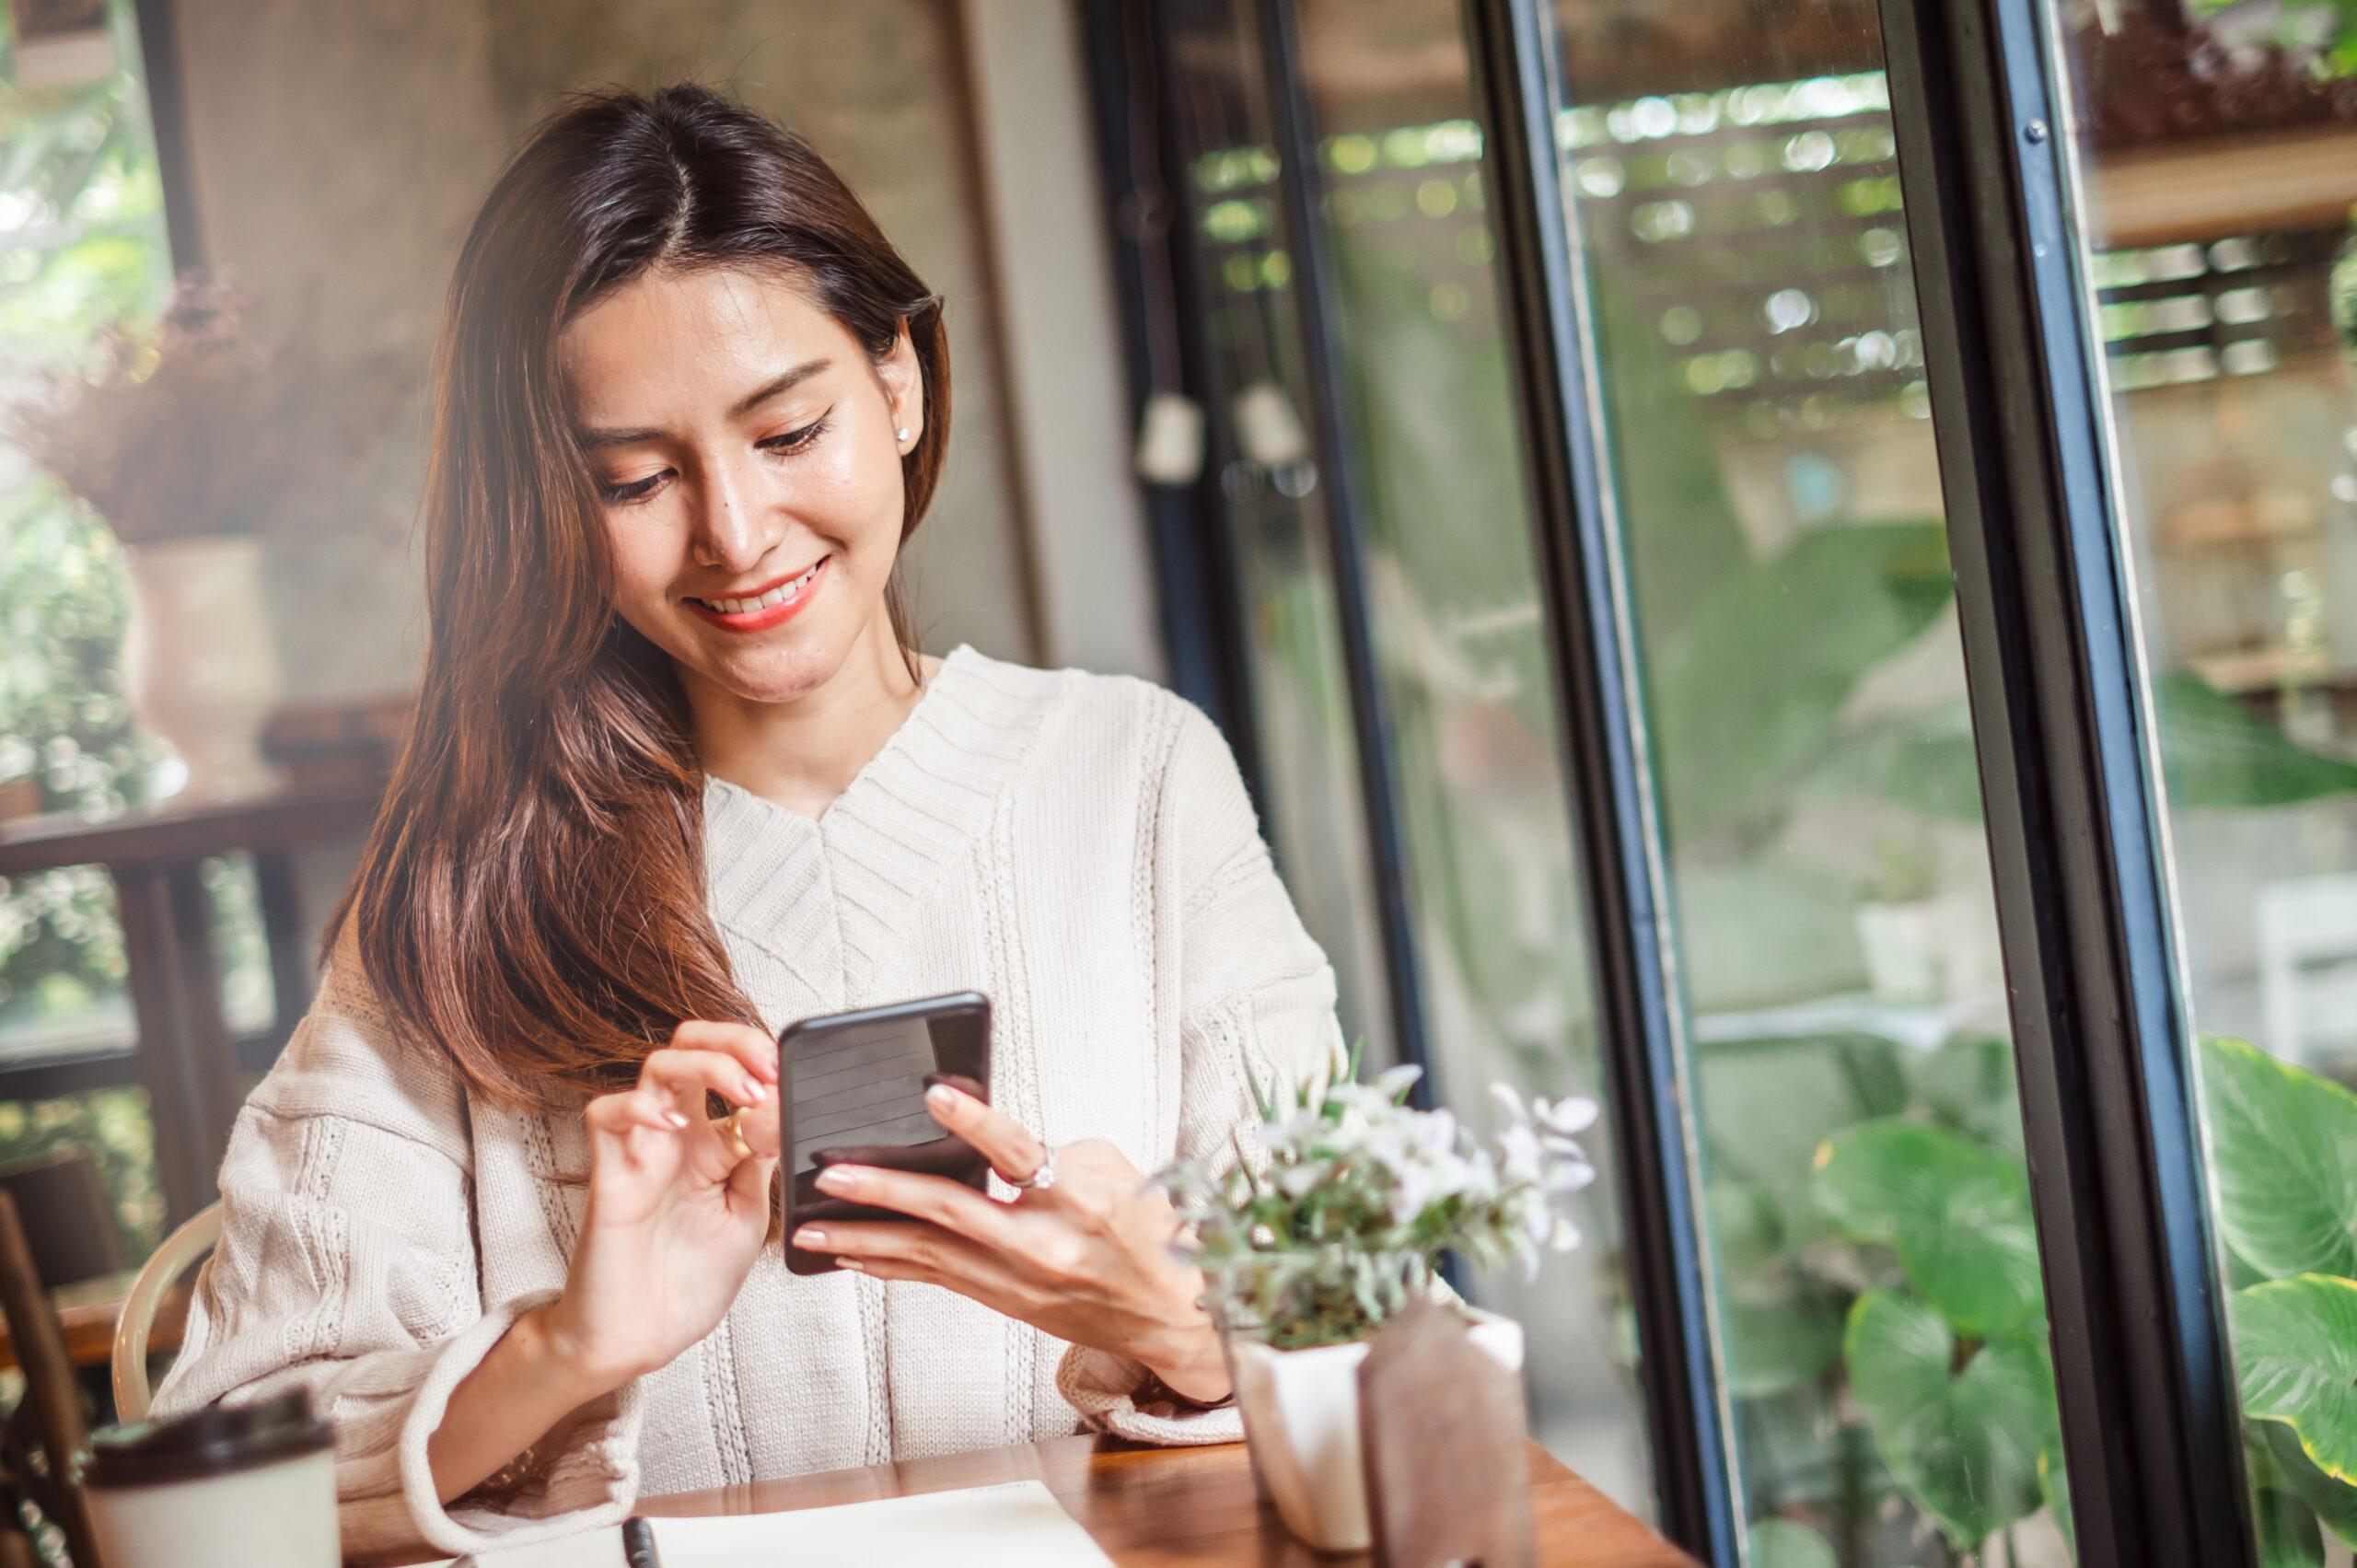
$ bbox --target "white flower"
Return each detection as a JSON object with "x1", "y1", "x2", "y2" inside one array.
[
  {"x1": 1499, "y1": 1121, "x2": 1544, "y2": 1185},
  {"x1": 1533, "y1": 1094, "x2": 1599, "y2": 1136},
  {"x1": 1154, "y1": 1060, "x2": 1602, "y2": 1348}
]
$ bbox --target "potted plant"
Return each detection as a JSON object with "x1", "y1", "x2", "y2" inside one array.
[
  {"x1": 8, "y1": 271, "x2": 409, "y2": 801},
  {"x1": 1157, "y1": 1050, "x2": 1598, "y2": 1551},
  {"x1": 1854, "y1": 825, "x2": 1947, "y2": 1004}
]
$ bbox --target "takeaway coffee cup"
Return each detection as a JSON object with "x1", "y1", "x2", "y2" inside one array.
[{"x1": 81, "y1": 1388, "x2": 338, "y2": 1568}]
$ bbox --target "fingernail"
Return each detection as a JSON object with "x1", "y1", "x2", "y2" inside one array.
[
  {"x1": 794, "y1": 1226, "x2": 829, "y2": 1249},
  {"x1": 925, "y1": 1084, "x2": 958, "y2": 1111},
  {"x1": 742, "y1": 1078, "x2": 767, "y2": 1103},
  {"x1": 815, "y1": 1166, "x2": 858, "y2": 1194},
  {"x1": 836, "y1": 1258, "x2": 866, "y2": 1273},
  {"x1": 663, "y1": 1109, "x2": 691, "y2": 1130}
]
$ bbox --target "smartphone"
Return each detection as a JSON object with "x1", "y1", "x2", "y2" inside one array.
[{"x1": 778, "y1": 990, "x2": 993, "y2": 1275}]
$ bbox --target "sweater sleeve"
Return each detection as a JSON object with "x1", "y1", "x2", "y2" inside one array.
[
  {"x1": 148, "y1": 943, "x2": 643, "y2": 1561},
  {"x1": 1061, "y1": 693, "x2": 1347, "y2": 1445}
]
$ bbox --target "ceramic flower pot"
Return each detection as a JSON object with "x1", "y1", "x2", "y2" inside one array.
[
  {"x1": 1855, "y1": 897, "x2": 1946, "y2": 1003},
  {"x1": 122, "y1": 535, "x2": 284, "y2": 799},
  {"x1": 1226, "y1": 1307, "x2": 1524, "y2": 1552}
]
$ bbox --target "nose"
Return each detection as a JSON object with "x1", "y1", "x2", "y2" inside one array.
[{"x1": 686, "y1": 447, "x2": 779, "y2": 575}]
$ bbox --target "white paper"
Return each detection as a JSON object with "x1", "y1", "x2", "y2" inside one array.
[
  {"x1": 649, "y1": 1480, "x2": 1112, "y2": 1567},
  {"x1": 432, "y1": 1480, "x2": 1110, "y2": 1568}
]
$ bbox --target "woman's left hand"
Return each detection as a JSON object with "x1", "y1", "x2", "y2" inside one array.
[{"x1": 792, "y1": 1083, "x2": 1231, "y2": 1404}]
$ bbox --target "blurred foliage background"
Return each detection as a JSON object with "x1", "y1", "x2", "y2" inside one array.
[{"x1": 3, "y1": 0, "x2": 201, "y2": 1260}]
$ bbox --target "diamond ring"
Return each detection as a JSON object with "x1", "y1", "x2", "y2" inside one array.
[{"x1": 1005, "y1": 1145, "x2": 1057, "y2": 1192}]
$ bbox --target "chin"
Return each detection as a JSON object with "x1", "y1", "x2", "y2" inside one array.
[{"x1": 676, "y1": 624, "x2": 854, "y2": 705}]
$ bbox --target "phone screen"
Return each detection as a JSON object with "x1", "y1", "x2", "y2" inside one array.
[
  {"x1": 779, "y1": 992, "x2": 992, "y2": 1275},
  {"x1": 785, "y1": 1011, "x2": 946, "y2": 1175}
]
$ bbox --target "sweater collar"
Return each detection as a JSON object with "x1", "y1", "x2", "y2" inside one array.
[{"x1": 698, "y1": 643, "x2": 1061, "y2": 979}]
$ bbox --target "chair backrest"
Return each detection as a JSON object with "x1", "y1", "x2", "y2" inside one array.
[
  {"x1": 0, "y1": 1190, "x2": 100, "y2": 1568},
  {"x1": 0, "y1": 1151, "x2": 122, "y2": 1291},
  {"x1": 110, "y1": 1200, "x2": 222, "y2": 1425}
]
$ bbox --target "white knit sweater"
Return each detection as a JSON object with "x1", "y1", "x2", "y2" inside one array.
[{"x1": 150, "y1": 645, "x2": 1344, "y2": 1559}]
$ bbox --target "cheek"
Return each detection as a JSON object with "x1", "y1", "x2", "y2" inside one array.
[
  {"x1": 794, "y1": 423, "x2": 909, "y2": 560},
  {"x1": 600, "y1": 517, "x2": 681, "y2": 614}
]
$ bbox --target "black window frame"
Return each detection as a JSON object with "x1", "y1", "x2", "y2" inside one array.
[{"x1": 1084, "y1": 0, "x2": 2265, "y2": 1563}]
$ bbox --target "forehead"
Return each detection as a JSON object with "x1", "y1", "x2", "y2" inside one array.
[{"x1": 558, "y1": 264, "x2": 851, "y2": 421}]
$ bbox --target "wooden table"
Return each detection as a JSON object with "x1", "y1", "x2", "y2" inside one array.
[
  {"x1": 0, "y1": 1271, "x2": 187, "y2": 1375},
  {"x1": 621, "y1": 1434, "x2": 1697, "y2": 1566}
]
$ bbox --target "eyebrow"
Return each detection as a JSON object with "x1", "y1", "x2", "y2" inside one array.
[{"x1": 575, "y1": 357, "x2": 833, "y2": 450}]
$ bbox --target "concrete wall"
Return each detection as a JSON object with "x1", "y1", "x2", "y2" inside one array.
[{"x1": 166, "y1": 0, "x2": 1151, "y2": 704}]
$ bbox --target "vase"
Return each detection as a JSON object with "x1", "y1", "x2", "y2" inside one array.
[
  {"x1": 122, "y1": 535, "x2": 284, "y2": 800},
  {"x1": 1855, "y1": 898, "x2": 1946, "y2": 1003},
  {"x1": 1225, "y1": 1307, "x2": 1524, "y2": 1552}
]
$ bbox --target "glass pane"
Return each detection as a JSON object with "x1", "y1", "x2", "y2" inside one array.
[
  {"x1": 1, "y1": 0, "x2": 180, "y2": 1070},
  {"x1": 1, "y1": 0, "x2": 218, "y2": 1251},
  {"x1": 2037, "y1": 5, "x2": 2357, "y2": 1555},
  {"x1": 1291, "y1": 0, "x2": 1655, "y2": 1511},
  {"x1": 1536, "y1": 4, "x2": 2075, "y2": 1563},
  {"x1": 1158, "y1": 1, "x2": 1399, "y2": 1069}
]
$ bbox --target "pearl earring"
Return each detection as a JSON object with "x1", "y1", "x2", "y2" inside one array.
[{"x1": 895, "y1": 425, "x2": 911, "y2": 443}]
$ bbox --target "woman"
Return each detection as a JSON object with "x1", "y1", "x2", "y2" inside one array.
[{"x1": 151, "y1": 82, "x2": 1341, "y2": 1558}]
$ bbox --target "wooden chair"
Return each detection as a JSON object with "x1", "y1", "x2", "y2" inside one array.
[
  {"x1": 110, "y1": 1201, "x2": 221, "y2": 1424},
  {"x1": 0, "y1": 1189, "x2": 102, "y2": 1568}
]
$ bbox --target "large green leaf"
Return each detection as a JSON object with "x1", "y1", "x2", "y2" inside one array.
[
  {"x1": 2197, "y1": 1036, "x2": 2357, "y2": 1280},
  {"x1": 1650, "y1": 519, "x2": 1955, "y2": 842},
  {"x1": 1724, "y1": 1288, "x2": 1845, "y2": 1400},
  {"x1": 1746, "y1": 1517, "x2": 1837, "y2": 1568},
  {"x1": 2256, "y1": 1490, "x2": 2328, "y2": 1568},
  {"x1": 2155, "y1": 671, "x2": 2357, "y2": 807},
  {"x1": 1814, "y1": 1120, "x2": 2044, "y2": 1336},
  {"x1": 2256, "y1": 1420, "x2": 2357, "y2": 1551},
  {"x1": 2234, "y1": 1275, "x2": 2357, "y2": 1484},
  {"x1": 1844, "y1": 1290, "x2": 2053, "y2": 1549},
  {"x1": 1802, "y1": 701, "x2": 1984, "y2": 824}
]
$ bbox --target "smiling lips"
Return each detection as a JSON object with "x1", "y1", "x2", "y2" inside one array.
[{"x1": 683, "y1": 555, "x2": 830, "y2": 633}]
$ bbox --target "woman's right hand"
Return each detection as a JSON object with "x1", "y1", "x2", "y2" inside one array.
[{"x1": 540, "y1": 1020, "x2": 783, "y2": 1392}]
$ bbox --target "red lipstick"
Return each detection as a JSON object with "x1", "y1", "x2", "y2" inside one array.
[{"x1": 683, "y1": 555, "x2": 829, "y2": 634}]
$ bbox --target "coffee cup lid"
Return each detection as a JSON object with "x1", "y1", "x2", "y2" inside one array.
[{"x1": 82, "y1": 1388, "x2": 334, "y2": 1490}]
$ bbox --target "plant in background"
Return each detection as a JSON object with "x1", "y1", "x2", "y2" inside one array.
[
  {"x1": 1715, "y1": 1029, "x2": 2357, "y2": 1567},
  {"x1": 1159, "y1": 1049, "x2": 1598, "y2": 1350},
  {"x1": 7, "y1": 269, "x2": 412, "y2": 550}
]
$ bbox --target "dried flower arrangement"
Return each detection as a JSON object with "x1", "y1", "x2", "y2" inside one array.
[
  {"x1": 1158, "y1": 1047, "x2": 1599, "y2": 1351},
  {"x1": 7, "y1": 269, "x2": 414, "y2": 549}
]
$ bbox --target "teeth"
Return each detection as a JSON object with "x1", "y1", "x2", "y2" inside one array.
[{"x1": 702, "y1": 559, "x2": 821, "y2": 616}]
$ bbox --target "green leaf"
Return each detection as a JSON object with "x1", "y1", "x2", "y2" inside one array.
[
  {"x1": 1651, "y1": 519, "x2": 1955, "y2": 842},
  {"x1": 2197, "y1": 1036, "x2": 2357, "y2": 1279},
  {"x1": 2257, "y1": 1420, "x2": 2357, "y2": 1551},
  {"x1": 2256, "y1": 1490, "x2": 2327, "y2": 1568},
  {"x1": 1746, "y1": 1516, "x2": 1837, "y2": 1568},
  {"x1": 1844, "y1": 1290, "x2": 2053, "y2": 1549},
  {"x1": 1723, "y1": 1288, "x2": 1844, "y2": 1399},
  {"x1": 1803, "y1": 701, "x2": 1984, "y2": 823},
  {"x1": 1814, "y1": 1120, "x2": 2045, "y2": 1336},
  {"x1": 2234, "y1": 1275, "x2": 2357, "y2": 1483},
  {"x1": 2155, "y1": 671, "x2": 2357, "y2": 807}
]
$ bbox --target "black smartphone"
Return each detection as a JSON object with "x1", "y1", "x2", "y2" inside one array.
[{"x1": 779, "y1": 990, "x2": 993, "y2": 1276}]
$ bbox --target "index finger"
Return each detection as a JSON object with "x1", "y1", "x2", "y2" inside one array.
[
  {"x1": 923, "y1": 1081, "x2": 1048, "y2": 1181},
  {"x1": 669, "y1": 1019, "x2": 780, "y2": 1084}
]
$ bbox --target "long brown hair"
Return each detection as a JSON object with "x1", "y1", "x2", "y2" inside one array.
[{"x1": 326, "y1": 83, "x2": 952, "y2": 1109}]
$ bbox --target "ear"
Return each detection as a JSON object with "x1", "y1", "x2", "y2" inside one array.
[{"x1": 877, "y1": 317, "x2": 924, "y2": 449}]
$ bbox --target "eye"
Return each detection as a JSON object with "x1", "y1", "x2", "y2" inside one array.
[
  {"x1": 598, "y1": 471, "x2": 665, "y2": 506},
  {"x1": 760, "y1": 412, "x2": 831, "y2": 456}
]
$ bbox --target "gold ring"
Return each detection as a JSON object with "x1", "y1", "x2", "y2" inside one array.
[{"x1": 712, "y1": 1106, "x2": 756, "y2": 1163}]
